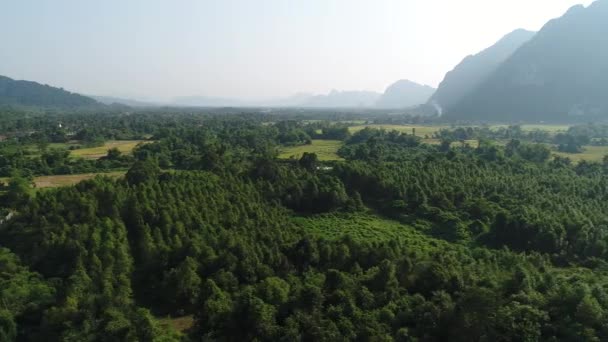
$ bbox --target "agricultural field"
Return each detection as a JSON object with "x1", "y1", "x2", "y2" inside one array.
[
  {"x1": 553, "y1": 145, "x2": 608, "y2": 163},
  {"x1": 32, "y1": 171, "x2": 125, "y2": 188},
  {"x1": 70, "y1": 140, "x2": 148, "y2": 159},
  {"x1": 158, "y1": 315, "x2": 194, "y2": 334},
  {"x1": 278, "y1": 140, "x2": 343, "y2": 161}
]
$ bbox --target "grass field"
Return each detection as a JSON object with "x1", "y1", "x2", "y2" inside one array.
[
  {"x1": 278, "y1": 140, "x2": 343, "y2": 161},
  {"x1": 33, "y1": 171, "x2": 125, "y2": 188},
  {"x1": 553, "y1": 146, "x2": 608, "y2": 163},
  {"x1": 293, "y1": 213, "x2": 444, "y2": 249},
  {"x1": 70, "y1": 140, "x2": 147, "y2": 159}
]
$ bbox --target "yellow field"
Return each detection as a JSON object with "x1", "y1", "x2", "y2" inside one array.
[
  {"x1": 33, "y1": 172, "x2": 125, "y2": 188},
  {"x1": 71, "y1": 140, "x2": 148, "y2": 159},
  {"x1": 158, "y1": 315, "x2": 194, "y2": 333},
  {"x1": 553, "y1": 146, "x2": 608, "y2": 163},
  {"x1": 278, "y1": 140, "x2": 343, "y2": 161}
]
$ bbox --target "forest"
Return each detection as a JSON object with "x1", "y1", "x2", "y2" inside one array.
[{"x1": 4, "y1": 108, "x2": 608, "y2": 341}]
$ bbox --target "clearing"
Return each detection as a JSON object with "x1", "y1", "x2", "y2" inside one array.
[
  {"x1": 293, "y1": 213, "x2": 445, "y2": 251},
  {"x1": 71, "y1": 140, "x2": 148, "y2": 159},
  {"x1": 158, "y1": 315, "x2": 194, "y2": 334},
  {"x1": 553, "y1": 145, "x2": 608, "y2": 163},
  {"x1": 33, "y1": 171, "x2": 125, "y2": 188},
  {"x1": 278, "y1": 140, "x2": 343, "y2": 161}
]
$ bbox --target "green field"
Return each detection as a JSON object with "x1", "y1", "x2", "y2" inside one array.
[
  {"x1": 278, "y1": 140, "x2": 343, "y2": 161},
  {"x1": 293, "y1": 213, "x2": 443, "y2": 248},
  {"x1": 71, "y1": 140, "x2": 147, "y2": 159},
  {"x1": 553, "y1": 145, "x2": 608, "y2": 163}
]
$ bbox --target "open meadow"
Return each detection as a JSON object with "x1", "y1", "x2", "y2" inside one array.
[
  {"x1": 70, "y1": 140, "x2": 148, "y2": 159},
  {"x1": 553, "y1": 145, "x2": 608, "y2": 163},
  {"x1": 278, "y1": 139, "x2": 343, "y2": 161}
]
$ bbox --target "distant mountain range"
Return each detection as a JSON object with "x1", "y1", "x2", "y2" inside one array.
[
  {"x1": 91, "y1": 96, "x2": 160, "y2": 107},
  {"x1": 430, "y1": 29, "x2": 536, "y2": 112},
  {"x1": 300, "y1": 90, "x2": 381, "y2": 108},
  {"x1": 170, "y1": 80, "x2": 433, "y2": 109},
  {"x1": 377, "y1": 80, "x2": 435, "y2": 109},
  {"x1": 0, "y1": 75, "x2": 98, "y2": 108},
  {"x1": 445, "y1": 0, "x2": 608, "y2": 122}
]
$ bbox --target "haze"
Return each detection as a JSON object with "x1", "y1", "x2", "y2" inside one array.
[{"x1": 0, "y1": 0, "x2": 594, "y2": 101}]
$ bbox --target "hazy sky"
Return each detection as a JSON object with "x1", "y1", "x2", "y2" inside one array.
[{"x1": 0, "y1": 0, "x2": 595, "y2": 100}]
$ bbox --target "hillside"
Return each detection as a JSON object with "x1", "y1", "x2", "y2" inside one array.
[
  {"x1": 0, "y1": 75, "x2": 98, "y2": 108},
  {"x1": 375, "y1": 79, "x2": 435, "y2": 108},
  {"x1": 447, "y1": 1, "x2": 608, "y2": 121},
  {"x1": 430, "y1": 29, "x2": 535, "y2": 112}
]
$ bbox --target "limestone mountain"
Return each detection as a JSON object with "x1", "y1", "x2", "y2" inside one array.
[
  {"x1": 375, "y1": 80, "x2": 435, "y2": 108},
  {"x1": 430, "y1": 29, "x2": 535, "y2": 112},
  {"x1": 447, "y1": 1, "x2": 608, "y2": 122}
]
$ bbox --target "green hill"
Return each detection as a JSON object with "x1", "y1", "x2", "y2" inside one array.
[{"x1": 0, "y1": 75, "x2": 98, "y2": 108}]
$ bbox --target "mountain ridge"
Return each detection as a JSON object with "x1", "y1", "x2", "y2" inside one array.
[
  {"x1": 447, "y1": 1, "x2": 608, "y2": 121},
  {"x1": 0, "y1": 75, "x2": 98, "y2": 108},
  {"x1": 429, "y1": 29, "x2": 536, "y2": 112}
]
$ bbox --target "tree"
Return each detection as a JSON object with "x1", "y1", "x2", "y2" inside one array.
[
  {"x1": 126, "y1": 160, "x2": 160, "y2": 186},
  {"x1": 299, "y1": 152, "x2": 318, "y2": 172},
  {"x1": 106, "y1": 148, "x2": 122, "y2": 160},
  {"x1": 4, "y1": 174, "x2": 31, "y2": 208}
]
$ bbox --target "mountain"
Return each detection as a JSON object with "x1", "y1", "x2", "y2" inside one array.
[
  {"x1": 430, "y1": 29, "x2": 535, "y2": 112},
  {"x1": 302, "y1": 90, "x2": 381, "y2": 108},
  {"x1": 91, "y1": 96, "x2": 161, "y2": 107},
  {"x1": 375, "y1": 79, "x2": 435, "y2": 108},
  {"x1": 447, "y1": 1, "x2": 608, "y2": 122},
  {"x1": 172, "y1": 96, "x2": 246, "y2": 107},
  {"x1": 0, "y1": 75, "x2": 98, "y2": 108}
]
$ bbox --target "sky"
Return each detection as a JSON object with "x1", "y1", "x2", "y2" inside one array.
[{"x1": 0, "y1": 0, "x2": 595, "y2": 101}]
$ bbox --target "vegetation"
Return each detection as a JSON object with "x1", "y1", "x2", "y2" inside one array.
[{"x1": 5, "y1": 108, "x2": 608, "y2": 340}]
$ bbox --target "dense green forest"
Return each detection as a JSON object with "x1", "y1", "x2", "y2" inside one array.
[{"x1": 4, "y1": 108, "x2": 608, "y2": 340}]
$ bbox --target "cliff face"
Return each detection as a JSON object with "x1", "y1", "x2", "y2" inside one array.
[{"x1": 430, "y1": 29, "x2": 535, "y2": 112}]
